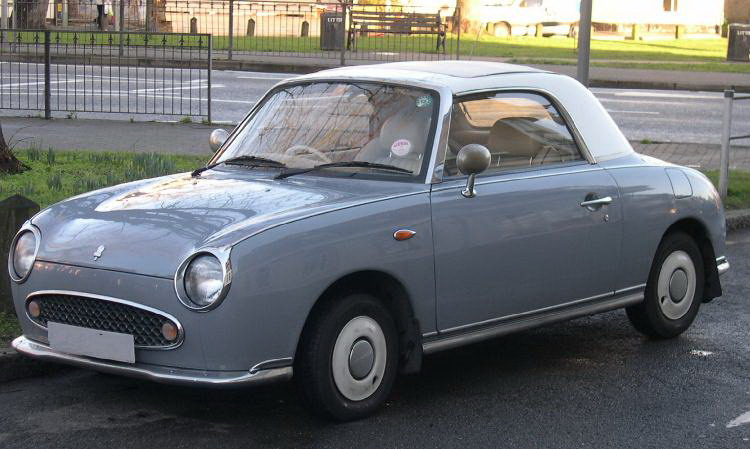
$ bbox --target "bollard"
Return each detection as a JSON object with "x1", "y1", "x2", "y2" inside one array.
[
  {"x1": 0, "y1": 195, "x2": 40, "y2": 315},
  {"x1": 190, "y1": 17, "x2": 197, "y2": 34},
  {"x1": 301, "y1": 20, "x2": 309, "y2": 37},
  {"x1": 247, "y1": 18, "x2": 255, "y2": 37},
  {"x1": 719, "y1": 90, "x2": 734, "y2": 200}
]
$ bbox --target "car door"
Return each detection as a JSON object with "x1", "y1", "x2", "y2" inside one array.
[{"x1": 431, "y1": 90, "x2": 622, "y2": 331}]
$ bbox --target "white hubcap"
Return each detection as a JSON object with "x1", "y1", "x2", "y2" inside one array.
[
  {"x1": 331, "y1": 316, "x2": 387, "y2": 402},
  {"x1": 657, "y1": 250, "x2": 697, "y2": 320}
]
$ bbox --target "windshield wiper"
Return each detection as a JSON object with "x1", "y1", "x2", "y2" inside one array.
[
  {"x1": 192, "y1": 155, "x2": 287, "y2": 177},
  {"x1": 275, "y1": 161, "x2": 413, "y2": 180}
]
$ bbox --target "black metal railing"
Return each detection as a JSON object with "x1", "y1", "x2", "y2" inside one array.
[
  {"x1": 0, "y1": 29, "x2": 212, "y2": 119},
  {"x1": 1, "y1": 0, "x2": 461, "y2": 62}
]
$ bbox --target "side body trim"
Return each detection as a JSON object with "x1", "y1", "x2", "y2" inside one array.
[{"x1": 422, "y1": 288, "x2": 645, "y2": 355}]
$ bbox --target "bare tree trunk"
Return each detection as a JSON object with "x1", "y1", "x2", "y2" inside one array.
[
  {"x1": 0, "y1": 122, "x2": 26, "y2": 174},
  {"x1": 16, "y1": 0, "x2": 51, "y2": 28},
  {"x1": 454, "y1": 0, "x2": 482, "y2": 34}
]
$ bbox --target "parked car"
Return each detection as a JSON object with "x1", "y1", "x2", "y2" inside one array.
[
  {"x1": 10, "y1": 61, "x2": 728, "y2": 421},
  {"x1": 482, "y1": 0, "x2": 579, "y2": 37}
]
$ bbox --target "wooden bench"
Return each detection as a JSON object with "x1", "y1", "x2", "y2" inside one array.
[{"x1": 347, "y1": 9, "x2": 446, "y2": 53}]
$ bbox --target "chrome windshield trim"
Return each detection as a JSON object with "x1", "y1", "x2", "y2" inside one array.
[
  {"x1": 12, "y1": 336, "x2": 293, "y2": 388},
  {"x1": 717, "y1": 256, "x2": 730, "y2": 276},
  {"x1": 26, "y1": 290, "x2": 185, "y2": 350}
]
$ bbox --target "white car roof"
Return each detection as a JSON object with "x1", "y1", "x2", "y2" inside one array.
[{"x1": 291, "y1": 61, "x2": 634, "y2": 162}]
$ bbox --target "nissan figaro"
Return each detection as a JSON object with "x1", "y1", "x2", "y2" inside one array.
[{"x1": 9, "y1": 61, "x2": 729, "y2": 420}]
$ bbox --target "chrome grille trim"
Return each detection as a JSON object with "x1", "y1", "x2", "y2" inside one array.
[{"x1": 25, "y1": 290, "x2": 184, "y2": 350}]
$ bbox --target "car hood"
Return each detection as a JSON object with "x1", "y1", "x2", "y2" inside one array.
[{"x1": 32, "y1": 169, "x2": 423, "y2": 278}]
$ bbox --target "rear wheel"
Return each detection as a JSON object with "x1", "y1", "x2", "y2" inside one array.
[
  {"x1": 296, "y1": 293, "x2": 398, "y2": 421},
  {"x1": 626, "y1": 232, "x2": 704, "y2": 338}
]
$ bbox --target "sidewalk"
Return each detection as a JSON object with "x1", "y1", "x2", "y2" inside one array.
[{"x1": 3, "y1": 117, "x2": 749, "y2": 171}]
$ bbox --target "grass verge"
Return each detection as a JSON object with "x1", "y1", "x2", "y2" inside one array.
[
  {"x1": 0, "y1": 310, "x2": 21, "y2": 348},
  {"x1": 0, "y1": 149, "x2": 207, "y2": 209},
  {"x1": 704, "y1": 171, "x2": 750, "y2": 211}
]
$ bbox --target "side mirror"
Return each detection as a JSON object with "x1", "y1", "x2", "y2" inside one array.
[
  {"x1": 456, "y1": 144, "x2": 491, "y2": 198},
  {"x1": 209, "y1": 129, "x2": 229, "y2": 152}
]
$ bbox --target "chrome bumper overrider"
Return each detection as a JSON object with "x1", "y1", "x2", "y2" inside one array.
[
  {"x1": 12, "y1": 336, "x2": 293, "y2": 387},
  {"x1": 717, "y1": 256, "x2": 730, "y2": 276}
]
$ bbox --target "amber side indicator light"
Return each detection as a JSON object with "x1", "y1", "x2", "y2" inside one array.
[
  {"x1": 27, "y1": 300, "x2": 41, "y2": 318},
  {"x1": 161, "y1": 322, "x2": 179, "y2": 342},
  {"x1": 393, "y1": 230, "x2": 417, "y2": 241}
]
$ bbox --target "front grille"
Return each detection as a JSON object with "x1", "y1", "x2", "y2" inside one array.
[{"x1": 29, "y1": 294, "x2": 180, "y2": 348}]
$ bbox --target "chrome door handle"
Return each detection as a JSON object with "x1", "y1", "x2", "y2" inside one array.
[{"x1": 580, "y1": 196, "x2": 613, "y2": 208}]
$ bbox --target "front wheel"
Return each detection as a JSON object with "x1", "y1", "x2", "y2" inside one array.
[
  {"x1": 295, "y1": 293, "x2": 398, "y2": 421},
  {"x1": 626, "y1": 232, "x2": 705, "y2": 338}
]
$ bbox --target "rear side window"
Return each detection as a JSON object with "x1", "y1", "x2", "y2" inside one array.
[{"x1": 444, "y1": 91, "x2": 583, "y2": 176}]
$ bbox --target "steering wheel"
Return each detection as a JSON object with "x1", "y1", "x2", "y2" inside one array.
[{"x1": 283, "y1": 145, "x2": 331, "y2": 164}]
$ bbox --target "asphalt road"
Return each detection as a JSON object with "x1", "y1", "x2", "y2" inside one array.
[
  {"x1": 2, "y1": 63, "x2": 749, "y2": 145},
  {"x1": 0, "y1": 227, "x2": 749, "y2": 448}
]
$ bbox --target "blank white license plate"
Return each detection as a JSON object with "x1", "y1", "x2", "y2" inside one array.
[{"x1": 48, "y1": 322, "x2": 135, "y2": 364}]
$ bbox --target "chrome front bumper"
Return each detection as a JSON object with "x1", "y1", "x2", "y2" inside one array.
[
  {"x1": 717, "y1": 256, "x2": 730, "y2": 276},
  {"x1": 12, "y1": 336, "x2": 293, "y2": 388}
]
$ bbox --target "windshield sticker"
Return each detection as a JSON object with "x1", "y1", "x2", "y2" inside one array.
[
  {"x1": 416, "y1": 96, "x2": 432, "y2": 108},
  {"x1": 391, "y1": 139, "x2": 412, "y2": 157}
]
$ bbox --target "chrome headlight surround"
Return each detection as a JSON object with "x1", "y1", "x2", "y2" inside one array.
[
  {"x1": 174, "y1": 247, "x2": 232, "y2": 312},
  {"x1": 8, "y1": 223, "x2": 41, "y2": 284}
]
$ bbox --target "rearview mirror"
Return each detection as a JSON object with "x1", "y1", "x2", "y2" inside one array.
[
  {"x1": 456, "y1": 144, "x2": 491, "y2": 198},
  {"x1": 209, "y1": 129, "x2": 229, "y2": 152}
]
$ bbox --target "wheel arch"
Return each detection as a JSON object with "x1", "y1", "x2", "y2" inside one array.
[
  {"x1": 296, "y1": 270, "x2": 424, "y2": 374},
  {"x1": 661, "y1": 217, "x2": 722, "y2": 302}
]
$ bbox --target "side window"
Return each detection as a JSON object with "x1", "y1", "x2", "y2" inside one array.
[{"x1": 444, "y1": 92, "x2": 583, "y2": 176}]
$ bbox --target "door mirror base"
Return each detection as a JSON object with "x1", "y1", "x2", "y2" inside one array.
[
  {"x1": 209, "y1": 129, "x2": 230, "y2": 152},
  {"x1": 456, "y1": 144, "x2": 491, "y2": 199}
]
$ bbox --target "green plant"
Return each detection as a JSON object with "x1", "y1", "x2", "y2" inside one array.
[
  {"x1": 46, "y1": 147, "x2": 56, "y2": 165},
  {"x1": 46, "y1": 172, "x2": 63, "y2": 191},
  {"x1": 27, "y1": 146, "x2": 42, "y2": 162},
  {"x1": 201, "y1": 118, "x2": 212, "y2": 125},
  {"x1": 66, "y1": 111, "x2": 77, "y2": 119},
  {"x1": 129, "y1": 117, "x2": 135, "y2": 123},
  {"x1": 179, "y1": 116, "x2": 193, "y2": 124}
]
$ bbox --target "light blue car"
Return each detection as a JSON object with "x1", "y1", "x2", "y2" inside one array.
[{"x1": 9, "y1": 61, "x2": 728, "y2": 420}]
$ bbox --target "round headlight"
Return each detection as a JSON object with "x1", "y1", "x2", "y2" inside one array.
[
  {"x1": 183, "y1": 254, "x2": 225, "y2": 308},
  {"x1": 12, "y1": 230, "x2": 37, "y2": 281}
]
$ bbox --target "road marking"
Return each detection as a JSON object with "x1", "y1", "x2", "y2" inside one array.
[
  {"x1": 237, "y1": 75, "x2": 290, "y2": 81},
  {"x1": 606, "y1": 109, "x2": 660, "y2": 115},
  {"x1": 727, "y1": 410, "x2": 750, "y2": 428},
  {"x1": 689, "y1": 349, "x2": 713, "y2": 357},
  {"x1": 614, "y1": 91, "x2": 720, "y2": 100},
  {"x1": 598, "y1": 98, "x2": 686, "y2": 106}
]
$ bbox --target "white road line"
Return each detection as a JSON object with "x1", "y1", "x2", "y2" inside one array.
[
  {"x1": 727, "y1": 410, "x2": 750, "y2": 428},
  {"x1": 237, "y1": 76, "x2": 290, "y2": 80},
  {"x1": 614, "y1": 91, "x2": 720, "y2": 100},
  {"x1": 598, "y1": 98, "x2": 687, "y2": 106},
  {"x1": 0, "y1": 79, "x2": 82, "y2": 88},
  {"x1": 606, "y1": 109, "x2": 661, "y2": 115}
]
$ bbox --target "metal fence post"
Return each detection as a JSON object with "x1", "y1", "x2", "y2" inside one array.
[
  {"x1": 339, "y1": 1, "x2": 347, "y2": 67},
  {"x1": 228, "y1": 0, "x2": 234, "y2": 60},
  {"x1": 119, "y1": 0, "x2": 125, "y2": 56},
  {"x1": 44, "y1": 30, "x2": 51, "y2": 119},
  {"x1": 145, "y1": 0, "x2": 152, "y2": 32},
  {"x1": 719, "y1": 89, "x2": 734, "y2": 200},
  {"x1": 208, "y1": 34, "x2": 212, "y2": 124},
  {"x1": 0, "y1": 0, "x2": 7, "y2": 29},
  {"x1": 455, "y1": 6, "x2": 460, "y2": 60},
  {"x1": 576, "y1": 0, "x2": 593, "y2": 87}
]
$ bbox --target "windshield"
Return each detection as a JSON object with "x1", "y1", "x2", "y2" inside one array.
[{"x1": 215, "y1": 82, "x2": 438, "y2": 179}]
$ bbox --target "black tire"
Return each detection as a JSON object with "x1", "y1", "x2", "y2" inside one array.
[
  {"x1": 626, "y1": 232, "x2": 705, "y2": 339},
  {"x1": 295, "y1": 293, "x2": 398, "y2": 421}
]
